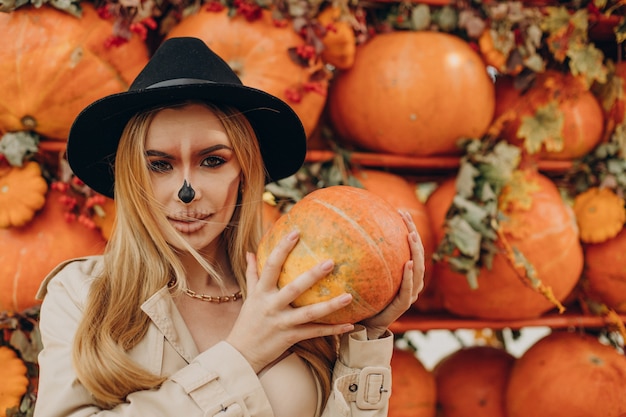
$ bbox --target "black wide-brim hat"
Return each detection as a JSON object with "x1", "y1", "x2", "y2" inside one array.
[{"x1": 67, "y1": 37, "x2": 307, "y2": 199}]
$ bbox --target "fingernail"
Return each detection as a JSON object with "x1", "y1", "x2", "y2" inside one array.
[
  {"x1": 341, "y1": 324, "x2": 355, "y2": 333},
  {"x1": 287, "y1": 230, "x2": 299, "y2": 241},
  {"x1": 339, "y1": 293, "x2": 352, "y2": 304},
  {"x1": 321, "y1": 259, "x2": 334, "y2": 271}
]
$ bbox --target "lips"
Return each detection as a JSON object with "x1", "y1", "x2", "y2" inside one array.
[{"x1": 168, "y1": 213, "x2": 211, "y2": 234}]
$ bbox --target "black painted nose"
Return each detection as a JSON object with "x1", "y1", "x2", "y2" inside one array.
[{"x1": 178, "y1": 180, "x2": 195, "y2": 203}]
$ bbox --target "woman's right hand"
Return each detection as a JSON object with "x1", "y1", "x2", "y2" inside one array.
[{"x1": 225, "y1": 230, "x2": 354, "y2": 374}]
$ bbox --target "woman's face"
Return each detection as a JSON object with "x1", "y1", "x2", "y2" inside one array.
[{"x1": 145, "y1": 103, "x2": 242, "y2": 252}]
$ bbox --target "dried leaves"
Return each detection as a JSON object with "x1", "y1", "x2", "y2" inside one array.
[{"x1": 433, "y1": 139, "x2": 521, "y2": 289}]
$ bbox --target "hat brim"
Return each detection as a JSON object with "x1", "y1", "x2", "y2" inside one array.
[{"x1": 67, "y1": 82, "x2": 306, "y2": 198}]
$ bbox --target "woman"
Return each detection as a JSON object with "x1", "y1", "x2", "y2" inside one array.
[{"x1": 34, "y1": 37, "x2": 425, "y2": 417}]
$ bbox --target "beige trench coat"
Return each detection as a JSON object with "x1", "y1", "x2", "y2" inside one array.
[{"x1": 33, "y1": 257, "x2": 394, "y2": 417}]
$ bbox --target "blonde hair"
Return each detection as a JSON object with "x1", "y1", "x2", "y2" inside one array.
[{"x1": 72, "y1": 102, "x2": 337, "y2": 411}]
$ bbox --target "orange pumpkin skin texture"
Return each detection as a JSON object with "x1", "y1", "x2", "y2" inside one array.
[
  {"x1": 426, "y1": 171, "x2": 583, "y2": 320},
  {"x1": 389, "y1": 348, "x2": 436, "y2": 417},
  {"x1": 166, "y1": 9, "x2": 327, "y2": 138},
  {"x1": 0, "y1": 4, "x2": 149, "y2": 141},
  {"x1": 352, "y1": 169, "x2": 438, "y2": 311},
  {"x1": 256, "y1": 186, "x2": 410, "y2": 324},
  {"x1": 433, "y1": 346, "x2": 515, "y2": 417},
  {"x1": 494, "y1": 71, "x2": 604, "y2": 160},
  {"x1": 506, "y1": 331, "x2": 626, "y2": 417},
  {"x1": 0, "y1": 190, "x2": 106, "y2": 312},
  {"x1": 583, "y1": 227, "x2": 626, "y2": 313},
  {"x1": 327, "y1": 31, "x2": 495, "y2": 157},
  {"x1": 0, "y1": 346, "x2": 29, "y2": 417}
]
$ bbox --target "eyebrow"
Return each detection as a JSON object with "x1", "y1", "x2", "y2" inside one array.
[{"x1": 145, "y1": 144, "x2": 234, "y2": 158}]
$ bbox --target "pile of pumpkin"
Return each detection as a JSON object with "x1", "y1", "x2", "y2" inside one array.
[
  {"x1": 2, "y1": 1, "x2": 626, "y2": 415},
  {"x1": 2, "y1": 0, "x2": 625, "y2": 320},
  {"x1": 389, "y1": 329, "x2": 626, "y2": 417}
]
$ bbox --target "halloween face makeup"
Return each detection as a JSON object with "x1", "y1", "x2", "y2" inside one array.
[
  {"x1": 145, "y1": 103, "x2": 242, "y2": 252},
  {"x1": 178, "y1": 179, "x2": 195, "y2": 204}
]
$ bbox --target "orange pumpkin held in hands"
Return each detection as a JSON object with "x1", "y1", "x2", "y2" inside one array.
[
  {"x1": 506, "y1": 331, "x2": 626, "y2": 417},
  {"x1": 166, "y1": 8, "x2": 328, "y2": 138},
  {"x1": 0, "y1": 190, "x2": 107, "y2": 312},
  {"x1": 328, "y1": 31, "x2": 495, "y2": 156},
  {"x1": 256, "y1": 186, "x2": 411, "y2": 324},
  {"x1": 0, "y1": 3, "x2": 149, "y2": 141},
  {"x1": 352, "y1": 169, "x2": 437, "y2": 310}
]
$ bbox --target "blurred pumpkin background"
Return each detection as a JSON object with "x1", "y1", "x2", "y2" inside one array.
[{"x1": 2, "y1": 0, "x2": 626, "y2": 415}]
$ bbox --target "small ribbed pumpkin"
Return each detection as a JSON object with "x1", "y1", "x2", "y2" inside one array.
[
  {"x1": 328, "y1": 31, "x2": 495, "y2": 156},
  {"x1": 0, "y1": 162, "x2": 47, "y2": 228},
  {"x1": 433, "y1": 346, "x2": 516, "y2": 417},
  {"x1": 426, "y1": 169, "x2": 583, "y2": 320},
  {"x1": 506, "y1": 331, "x2": 626, "y2": 417},
  {"x1": 316, "y1": 6, "x2": 356, "y2": 70},
  {"x1": 166, "y1": 8, "x2": 328, "y2": 138},
  {"x1": 0, "y1": 346, "x2": 29, "y2": 417},
  {"x1": 256, "y1": 185, "x2": 410, "y2": 324},
  {"x1": 0, "y1": 3, "x2": 149, "y2": 141},
  {"x1": 573, "y1": 186, "x2": 625, "y2": 244},
  {"x1": 0, "y1": 190, "x2": 106, "y2": 312}
]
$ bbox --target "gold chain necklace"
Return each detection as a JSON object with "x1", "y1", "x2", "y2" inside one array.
[
  {"x1": 168, "y1": 279, "x2": 242, "y2": 303},
  {"x1": 183, "y1": 288, "x2": 242, "y2": 303}
]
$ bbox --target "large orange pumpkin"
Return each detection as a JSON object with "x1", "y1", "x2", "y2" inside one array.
[
  {"x1": 433, "y1": 345, "x2": 515, "y2": 417},
  {"x1": 0, "y1": 3, "x2": 149, "y2": 141},
  {"x1": 166, "y1": 8, "x2": 328, "y2": 138},
  {"x1": 327, "y1": 31, "x2": 495, "y2": 156},
  {"x1": 426, "y1": 170, "x2": 583, "y2": 320},
  {"x1": 352, "y1": 169, "x2": 438, "y2": 311},
  {"x1": 582, "y1": 227, "x2": 626, "y2": 313},
  {"x1": 494, "y1": 71, "x2": 604, "y2": 160},
  {"x1": 0, "y1": 190, "x2": 107, "y2": 312},
  {"x1": 506, "y1": 331, "x2": 626, "y2": 417},
  {"x1": 256, "y1": 185, "x2": 410, "y2": 324},
  {"x1": 389, "y1": 347, "x2": 436, "y2": 417}
]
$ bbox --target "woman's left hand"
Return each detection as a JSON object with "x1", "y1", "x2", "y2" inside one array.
[{"x1": 359, "y1": 210, "x2": 425, "y2": 339}]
